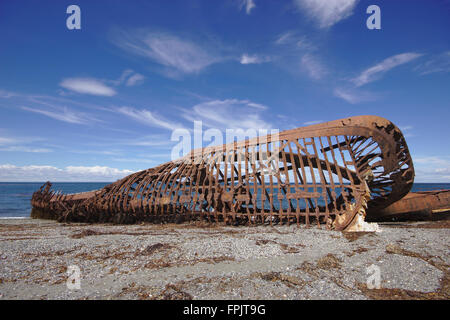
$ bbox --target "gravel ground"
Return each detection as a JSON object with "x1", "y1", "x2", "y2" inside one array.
[{"x1": 0, "y1": 218, "x2": 448, "y2": 300}]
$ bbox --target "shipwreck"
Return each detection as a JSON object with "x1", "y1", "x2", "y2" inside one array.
[{"x1": 31, "y1": 115, "x2": 447, "y2": 231}]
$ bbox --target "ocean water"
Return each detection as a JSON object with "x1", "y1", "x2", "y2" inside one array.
[{"x1": 0, "y1": 182, "x2": 449, "y2": 218}]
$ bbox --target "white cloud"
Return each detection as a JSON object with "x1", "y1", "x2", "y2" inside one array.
[
  {"x1": 246, "y1": 102, "x2": 268, "y2": 110},
  {"x1": 112, "y1": 29, "x2": 223, "y2": 75},
  {"x1": 293, "y1": 0, "x2": 359, "y2": 29},
  {"x1": 114, "y1": 69, "x2": 145, "y2": 87},
  {"x1": 333, "y1": 87, "x2": 377, "y2": 104},
  {"x1": 240, "y1": 53, "x2": 271, "y2": 65},
  {"x1": 0, "y1": 134, "x2": 51, "y2": 153},
  {"x1": 0, "y1": 146, "x2": 52, "y2": 153},
  {"x1": 0, "y1": 89, "x2": 16, "y2": 98},
  {"x1": 239, "y1": 0, "x2": 256, "y2": 14},
  {"x1": 275, "y1": 32, "x2": 295, "y2": 45},
  {"x1": 0, "y1": 164, "x2": 134, "y2": 182},
  {"x1": 22, "y1": 106, "x2": 95, "y2": 125},
  {"x1": 68, "y1": 149, "x2": 121, "y2": 156},
  {"x1": 275, "y1": 31, "x2": 315, "y2": 52},
  {"x1": 0, "y1": 137, "x2": 17, "y2": 145},
  {"x1": 415, "y1": 51, "x2": 450, "y2": 75},
  {"x1": 111, "y1": 158, "x2": 155, "y2": 164},
  {"x1": 303, "y1": 120, "x2": 323, "y2": 126},
  {"x1": 181, "y1": 99, "x2": 272, "y2": 131},
  {"x1": 116, "y1": 69, "x2": 134, "y2": 84},
  {"x1": 334, "y1": 52, "x2": 422, "y2": 104},
  {"x1": 125, "y1": 73, "x2": 145, "y2": 86},
  {"x1": 352, "y1": 53, "x2": 423, "y2": 87},
  {"x1": 116, "y1": 106, "x2": 183, "y2": 131},
  {"x1": 123, "y1": 134, "x2": 174, "y2": 147},
  {"x1": 60, "y1": 78, "x2": 116, "y2": 96},
  {"x1": 301, "y1": 54, "x2": 327, "y2": 80},
  {"x1": 413, "y1": 156, "x2": 450, "y2": 183}
]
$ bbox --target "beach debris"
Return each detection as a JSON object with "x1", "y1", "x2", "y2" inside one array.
[
  {"x1": 368, "y1": 190, "x2": 450, "y2": 220},
  {"x1": 31, "y1": 115, "x2": 418, "y2": 231}
]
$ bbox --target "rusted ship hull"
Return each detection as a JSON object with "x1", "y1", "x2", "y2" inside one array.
[
  {"x1": 368, "y1": 189, "x2": 450, "y2": 220},
  {"x1": 31, "y1": 115, "x2": 416, "y2": 231}
]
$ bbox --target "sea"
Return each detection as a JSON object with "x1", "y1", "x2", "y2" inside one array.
[{"x1": 0, "y1": 182, "x2": 449, "y2": 219}]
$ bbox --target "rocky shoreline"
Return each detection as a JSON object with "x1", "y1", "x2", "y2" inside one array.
[{"x1": 0, "y1": 218, "x2": 448, "y2": 300}]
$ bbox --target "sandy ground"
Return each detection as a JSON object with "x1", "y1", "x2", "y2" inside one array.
[{"x1": 0, "y1": 218, "x2": 448, "y2": 300}]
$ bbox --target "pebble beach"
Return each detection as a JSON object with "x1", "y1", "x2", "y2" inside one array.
[{"x1": 0, "y1": 218, "x2": 449, "y2": 300}]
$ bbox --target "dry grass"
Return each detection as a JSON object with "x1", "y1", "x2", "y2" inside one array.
[
  {"x1": 342, "y1": 231, "x2": 374, "y2": 242},
  {"x1": 256, "y1": 272, "x2": 306, "y2": 288},
  {"x1": 385, "y1": 243, "x2": 448, "y2": 272},
  {"x1": 346, "y1": 247, "x2": 369, "y2": 257},
  {"x1": 316, "y1": 254, "x2": 341, "y2": 270},
  {"x1": 279, "y1": 243, "x2": 301, "y2": 253},
  {"x1": 152, "y1": 283, "x2": 193, "y2": 300},
  {"x1": 69, "y1": 228, "x2": 178, "y2": 239},
  {"x1": 143, "y1": 255, "x2": 235, "y2": 269}
]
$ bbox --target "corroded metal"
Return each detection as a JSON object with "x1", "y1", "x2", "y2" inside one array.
[
  {"x1": 31, "y1": 115, "x2": 415, "y2": 230},
  {"x1": 369, "y1": 189, "x2": 450, "y2": 220}
]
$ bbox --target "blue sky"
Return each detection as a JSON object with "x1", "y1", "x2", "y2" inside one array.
[{"x1": 0, "y1": 0, "x2": 449, "y2": 182}]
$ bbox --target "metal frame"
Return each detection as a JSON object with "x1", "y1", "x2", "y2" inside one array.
[{"x1": 31, "y1": 115, "x2": 415, "y2": 230}]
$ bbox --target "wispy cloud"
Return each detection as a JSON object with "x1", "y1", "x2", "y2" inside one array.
[
  {"x1": 399, "y1": 125, "x2": 413, "y2": 131},
  {"x1": 116, "y1": 106, "x2": 183, "y2": 131},
  {"x1": 112, "y1": 69, "x2": 145, "y2": 87},
  {"x1": 335, "y1": 52, "x2": 423, "y2": 104},
  {"x1": 0, "y1": 137, "x2": 17, "y2": 145},
  {"x1": 22, "y1": 106, "x2": 96, "y2": 125},
  {"x1": 303, "y1": 120, "x2": 323, "y2": 126},
  {"x1": 333, "y1": 87, "x2": 378, "y2": 104},
  {"x1": 59, "y1": 70, "x2": 145, "y2": 96},
  {"x1": 60, "y1": 78, "x2": 117, "y2": 96},
  {"x1": 0, "y1": 164, "x2": 134, "y2": 182},
  {"x1": 273, "y1": 32, "x2": 324, "y2": 79},
  {"x1": 239, "y1": 0, "x2": 256, "y2": 15},
  {"x1": 415, "y1": 51, "x2": 450, "y2": 75},
  {"x1": 293, "y1": 0, "x2": 359, "y2": 29},
  {"x1": 352, "y1": 53, "x2": 423, "y2": 87},
  {"x1": 125, "y1": 73, "x2": 145, "y2": 86},
  {"x1": 0, "y1": 146, "x2": 52, "y2": 153},
  {"x1": 111, "y1": 157, "x2": 155, "y2": 164},
  {"x1": 275, "y1": 31, "x2": 296, "y2": 45},
  {"x1": 301, "y1": 53, "x2": 327, "y2": 80},
  {"x1": 181, "y1": 99, "x2": 272, "y2": 131},
  {"x1": 240, "y1": 53, "x2": 271, "y2": 65},
  {"x1": 122, "y1": 134, "x2": 174, "y2": 147},
  {"x1": 0, "y1": 133, "x2": 51, "y2": 153},
  {"x1": 111, "y1": 29, "x2": 224, "y2": 75},
  {"x1": 274, "y1": 31, "x2": 315, "y2": 51},
  {"x1": 0, "y1": 89, "x2": 17, "y2": 98}
]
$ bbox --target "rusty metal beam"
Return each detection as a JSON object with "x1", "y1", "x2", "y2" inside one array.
[{"x1": 368, "y1": 190, "x2": 450, "y2": 220}]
